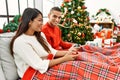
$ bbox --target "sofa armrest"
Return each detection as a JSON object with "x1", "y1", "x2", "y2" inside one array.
[
  {"x1": 0, "y1": 60, "x2": 6, "y2": 80},
  {"x1": 0, "y1": 32, "x2": 19, "y2": 80}
]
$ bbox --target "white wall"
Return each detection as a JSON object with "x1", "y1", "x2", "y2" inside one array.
[
  {"x1": 54, "y1": 0, "x2": 63, "y2": 7},
  {"x1": 34, "y1": 0, "x2": 63, "y2": 24},
  {"x1": 34, "y1": 0, "x2": 43, "y2": 13},
  {"x1": 85, "y1": 0, "x2": 120, "y2": 24},
  {"x1": 1, "y1": 0, "x2": 119, "y2": 29},
  {"x1": 34, "y1": 0, "x2": 120, "y2": 25}
]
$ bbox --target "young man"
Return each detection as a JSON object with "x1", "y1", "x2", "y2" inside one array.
[{"x1": 42, "y1": 7, "x2": 73, "y2": 50}]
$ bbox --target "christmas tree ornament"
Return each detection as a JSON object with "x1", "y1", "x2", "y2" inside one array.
[
  {"x1": 77, "y1": 6, "x2": 81, "y2": 10},
  {"x1": 71, "y1": 11, "x2": 74, "y2": 14},
  {"x1": 77, "y1": 32, "x2": 81, "y2": 37},
  {"x1": 67, "y1": 33, "x2": 71, "y2": 37},
  {"x1": 64, "y1": 0, "x2": 71, "y2": 3},
  {"x1": 73, "y1": 19, "x2": 77, "y2": 23},
  {"x1": 61, "y1": 3, "x2": 64, "y2": 7},
  {"x1": 81, "y1": 5, "x2": 87, "y2": 9}
]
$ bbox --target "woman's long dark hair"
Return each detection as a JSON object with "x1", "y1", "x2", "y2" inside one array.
[{"x1": 10, "y1": 8, "x2": 50, "y2": 56}]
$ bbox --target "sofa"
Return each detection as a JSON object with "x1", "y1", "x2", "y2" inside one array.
[{"x1": 0, "y1": 32, "x2": 19, "y2": 80}]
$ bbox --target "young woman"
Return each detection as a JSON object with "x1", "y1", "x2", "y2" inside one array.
[
  {"x1": 10, "y1": 7, "x2": 120, "y2": 80},
  {"x1": 10, "y1": 8, "x2": 78, "y2": 79}
]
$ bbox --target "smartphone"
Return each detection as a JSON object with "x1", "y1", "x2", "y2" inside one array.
[{"x1": 74, "y1": 44, "x2": 81, "y2": 48}]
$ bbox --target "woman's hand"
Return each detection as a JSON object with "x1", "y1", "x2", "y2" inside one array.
[
  {"x1": 49, "y1": 51, "x2": 79, "y2": 67},
  {"x1": 69, "y1": 44, "x2": 80, "y2": 52},
  {"x1": 63, "y1": 51, "x2": 79, "y2": 61}
]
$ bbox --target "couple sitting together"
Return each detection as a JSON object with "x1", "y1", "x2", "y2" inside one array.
[{"x1": 10, "y1": 7, "x2": 120, "y2": 80}]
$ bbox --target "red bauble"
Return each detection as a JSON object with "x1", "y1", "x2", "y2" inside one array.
[
  {"x1": 82, "y1": 33, "x2": 85, "y2": 38},
  {"x1": 81, "y1": 6, "x2": 87, "y2": 9},
  {"x1": 61, "y1": 3, "x2": 64, "y2": 7},
  {"x1": 7, "y1": 29, "x2": 11, "y2": 32},
  {"x1": 64, "y1": 0, "x2": 71, "y2": 2}
]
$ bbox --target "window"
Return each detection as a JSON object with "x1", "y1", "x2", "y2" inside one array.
[
  {"x1": 0, "y1": 0, "x2": 63, "y2": 29},
  {"x1": 43, "y1": 0, "x2": 55, "y2": 24},
  {"x1": 42, "y1": 0, "x2": 63, "y2": 24},
  {"x1": 0, "y1": 0, "x2": 35, "y2": 29}
]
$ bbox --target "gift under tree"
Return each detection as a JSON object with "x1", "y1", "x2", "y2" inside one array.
[{"x1": 59, "y1": 0, "x2": 94, "y2": 45}]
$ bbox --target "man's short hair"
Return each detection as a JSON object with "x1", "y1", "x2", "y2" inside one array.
[{"x1": 50, "y1": 7, "x2": 61, "y2": 13}]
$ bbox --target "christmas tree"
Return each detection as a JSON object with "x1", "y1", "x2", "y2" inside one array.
[{"x1": 59, "y1": 0, "x2": 94, "y2": 45}]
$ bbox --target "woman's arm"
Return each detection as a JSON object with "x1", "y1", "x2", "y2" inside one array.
[
  {"x1": 54, "y1": 47, "x2": 79, "y2": 58},
  {"x1": 49, "y1": 51, "x2": 79, "y2": 67},
  {"x1": 54, "y1": 50, "x2": 68, "y2": 57}
]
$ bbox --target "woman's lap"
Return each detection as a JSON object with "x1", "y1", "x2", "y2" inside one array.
[{"x1": 33, "y1": 61, "x2": 120, "y2": 80}]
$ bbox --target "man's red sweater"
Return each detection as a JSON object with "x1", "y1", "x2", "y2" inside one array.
[{"x1": 42, "y1": 22, "x2": 72, "y2": 50}]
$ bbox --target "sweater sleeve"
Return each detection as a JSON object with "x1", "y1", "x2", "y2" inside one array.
[
  {"x1": 41, "y1": 32, "x2": 57, "y2": 55},
  {"x1": 59, "y1": 29, "x2": 72, "y2": 49},
  {"x1": 13, "y1": 39, "x2": 49, "y2": 74},
  {"x1": 60, "y1": 40, "x2": 72, "y2": 49},
  {"x1": 42, "y1": 27, "x2": 53, "y2": 46}
]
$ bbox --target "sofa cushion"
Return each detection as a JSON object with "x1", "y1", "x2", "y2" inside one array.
[{"x1": 0, "y1": 32, "x2": 19, "y2": 80}]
